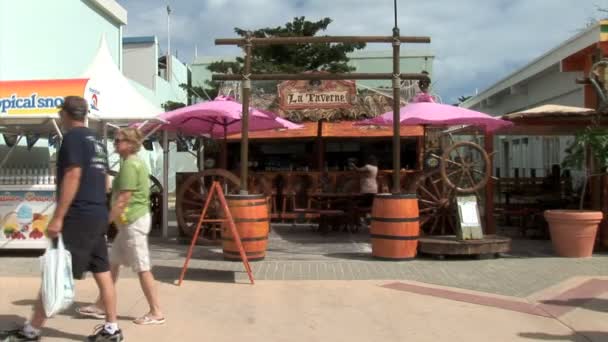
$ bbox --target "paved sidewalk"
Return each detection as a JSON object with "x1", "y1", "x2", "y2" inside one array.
[
  {"x1": 2, "y1": 226, "x2": 606, "y2": 297},
  {"x1": 1, "y1": 277, "x2": 606, "y2": 342},
  {"x1": 1, "y1": 223, "x2": 607, "y2": 341}
]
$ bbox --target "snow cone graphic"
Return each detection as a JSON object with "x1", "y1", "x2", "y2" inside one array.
[
  {"x1": 30, "y1": 213, "x2": 48, "y2": 239},
  {"x1": 17, "y1": 204, "x2": 33, "y2": 228},
  {"x1": 2, "y1": 212, "x2": 18, "y2": 239}
]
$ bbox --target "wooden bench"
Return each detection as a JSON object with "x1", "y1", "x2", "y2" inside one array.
[
  {"x1": 317, "y1": 209, "x2": 346, "y2": 235},
  {"x1": 286, "y1": 208, "x2": 345, "y2": 234}
]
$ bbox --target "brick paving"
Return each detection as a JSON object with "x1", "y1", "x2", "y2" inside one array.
[{"x1": 1, "y1": 224, "x2": 606, "y2": 298}]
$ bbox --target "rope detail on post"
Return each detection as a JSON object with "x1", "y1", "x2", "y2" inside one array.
[
  {"x1": 244, "y1": 33, "x2": 253, "y2": 48},
  {"x1": 392, "y1": 74, "x2": 401, "y2": 89},
  {"x1": 392, "y1": 36, "x2": 401, "y2": 47},
  {"x1": 242, "y1": 73, "x2": 252, "y2": 89}
]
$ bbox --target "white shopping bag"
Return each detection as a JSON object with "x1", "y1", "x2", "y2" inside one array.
[{"x1": 40, "y1": 234, "x2": 75, "y2": 317}]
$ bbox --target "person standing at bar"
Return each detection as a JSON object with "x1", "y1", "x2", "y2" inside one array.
[{"x1": 350, "y1": 155, "x2": 379, "y2": 206}]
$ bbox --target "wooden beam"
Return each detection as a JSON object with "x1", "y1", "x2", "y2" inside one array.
[
  {"x1": 416, "y1": 135, "x2": 424, "y2": 171},
  {"x1": 583, "y1": 55, "x2": 598, "y2": 110},
  {"x1": 226, "y1": 122, "x2": 424, "y2": 140},
  {"x1": 212, "y1": 73, "x2": 430, "y2": 81},
  {"x1": 220, "y1": 136, "x2": 228, "y2": 169},
  {"x1": 321, "y1": 122, "x2": 424, "y2": 137},
  {"x1": 576, "y1": 77, "x2": 591, "y2": 85},
  {"x1": 226, "y1": 122, "x2": 318, "y2": 141},
  {"x1": 316, "y1": 121, "x2": 324, "y2": 171},
  {"x1": 599, "y1": 41, "x2": 608, "y2": 56},
  {"x1": 392, "y1": 30, "x2": 402, "y2": 194},
  {"x1": 215, "y1": 36, "x2": 431, "y2": 46},
  {"x1": 240, "y1": 35, "x2": 253, "y2": 192},
  {"x1": 561, "y1": 56, "x2": 585, "y2": 72},
  {"x1": 561, "y1": 44, "x2": 597, "y2": 72}
]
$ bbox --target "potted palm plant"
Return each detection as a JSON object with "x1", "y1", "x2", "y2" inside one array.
[{"x1": 544, "y1": 127, "x2": 607, "y2": 257}]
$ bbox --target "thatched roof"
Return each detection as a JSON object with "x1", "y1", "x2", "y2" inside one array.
[
  {"x1": 497, "y1": 104, "x2": 608, "y2": 136},
  {"x1": 502, "y1": 105, "x2": 596, "y2": 120}
]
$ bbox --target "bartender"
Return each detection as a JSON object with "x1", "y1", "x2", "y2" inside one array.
[{"x1": 349, "y1": 155, "x2": 378, "y2": 206}]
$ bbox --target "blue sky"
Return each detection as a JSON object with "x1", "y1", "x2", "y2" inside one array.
[{"x1": 120, "y1": 0, "x2": 608, "y2": 103}]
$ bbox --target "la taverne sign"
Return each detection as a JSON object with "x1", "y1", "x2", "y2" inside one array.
[{"x1": 278, "y1": 77, "x2": 356, "y2": 110}]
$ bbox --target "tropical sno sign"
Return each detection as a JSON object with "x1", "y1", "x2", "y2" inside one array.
[{"x1": 0, "y1": 79, "x2": 100, "y2": 115}]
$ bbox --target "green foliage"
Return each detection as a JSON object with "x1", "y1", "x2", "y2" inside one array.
[
  {"x1": 179, "y1": 83, "x2": 214, "y2": 102},
  {"x1": 162, "y1": 100, "x2": 186, "y2": 111},
  {"x1": 233, "y1": 16, "x2": 365, "y2": 73},
  {"x1": 562, "y1": 127, "x2": 608, "y2": 169},
  {"x1": 458, "y1": 95, "x2": 472, "y2": 103},
  {"x1": 202, "y1": 17, "x2": 366, "y2": 100}
]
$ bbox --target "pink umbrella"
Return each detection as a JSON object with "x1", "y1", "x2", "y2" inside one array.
[
  {"x1": 137, "y1": 96, "x2": 301, "y2": 169},
  {"x1": 357, "y1": 94, "x2": 512, "y2": 132},
  {"x1": 155, "y1": 96, "x2": 301, "y2": 137}
]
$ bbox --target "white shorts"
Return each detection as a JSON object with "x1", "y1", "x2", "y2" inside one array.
[{"x1": 110, "y1": 213, "x2": 152, "y2": 273}]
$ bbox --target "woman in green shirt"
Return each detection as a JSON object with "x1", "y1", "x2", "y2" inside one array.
[{"x1": 78, "y1": 128, "x2": 164, "y2": 325}]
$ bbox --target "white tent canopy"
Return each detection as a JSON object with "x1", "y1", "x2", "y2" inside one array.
[{"x1": 82, "y1": 36, "x2": 162, "y2": 123}]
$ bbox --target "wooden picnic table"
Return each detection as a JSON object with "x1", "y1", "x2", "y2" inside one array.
[
  {"x1": 311, "y1": 192, "x2": 364, "y2": 202},
  {"x1": 309, "y1": 192, "x2": 371, "y2": 233},
  {"x1": 497, "y1": 191, "x2": 573, "y2": 236}
]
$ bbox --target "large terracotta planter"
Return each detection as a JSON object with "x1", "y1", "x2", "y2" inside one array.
[{"x1": 544, "y1": 210, "x2": 603, "y2": 258}]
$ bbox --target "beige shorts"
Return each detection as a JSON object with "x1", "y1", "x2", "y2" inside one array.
[{"x1": 110, "y1": 213, "x2": 152, "y2": 273}]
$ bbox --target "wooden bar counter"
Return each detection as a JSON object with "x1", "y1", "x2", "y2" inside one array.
[{"x1": 175, "y1": 169, "x2": 422, "y2": 226}]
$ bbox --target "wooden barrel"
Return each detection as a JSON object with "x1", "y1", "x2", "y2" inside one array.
[
  {"x1": 370, "y1": 194, "x2": 420, "y2": 260},
  {"x1": 224, "y1": 194, "x2": 270, "y2": 261}
]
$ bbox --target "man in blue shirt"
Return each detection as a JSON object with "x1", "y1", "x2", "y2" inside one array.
[{"x1": 1, "y1": 96, "x2": 123, "y2": 342}]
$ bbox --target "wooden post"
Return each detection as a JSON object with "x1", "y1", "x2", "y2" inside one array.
[
  {"x1": 221, "y1": 124, "x2": 228, "y2": 170},
  {"x1": 240, "y1": 34, "x2": 252, "y2": 193},
  {"x1": 485, "y1": 133, "x2": 496, "y2": 234},
  {"x1": 496, "y1": 167, "x2": 502, "y2": 206},
  {"x1": 212, "y1": 32, "x2": 432, "y2": 194},
  {"x1": 391, "y1": 28, "x2": 401, "y2": 194},
  {"x1": 416, "y1": 135, "x2": 425, "y2": 171},
  {"x1": 550, "y1": 164, "x2": 561, "y2": 197},
  {"x1": 196, "y1": 138, "x2": 204, "y2": 171},
  {"x1": 316, "y1": 121, "x2": 324, "y2": 171}
]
